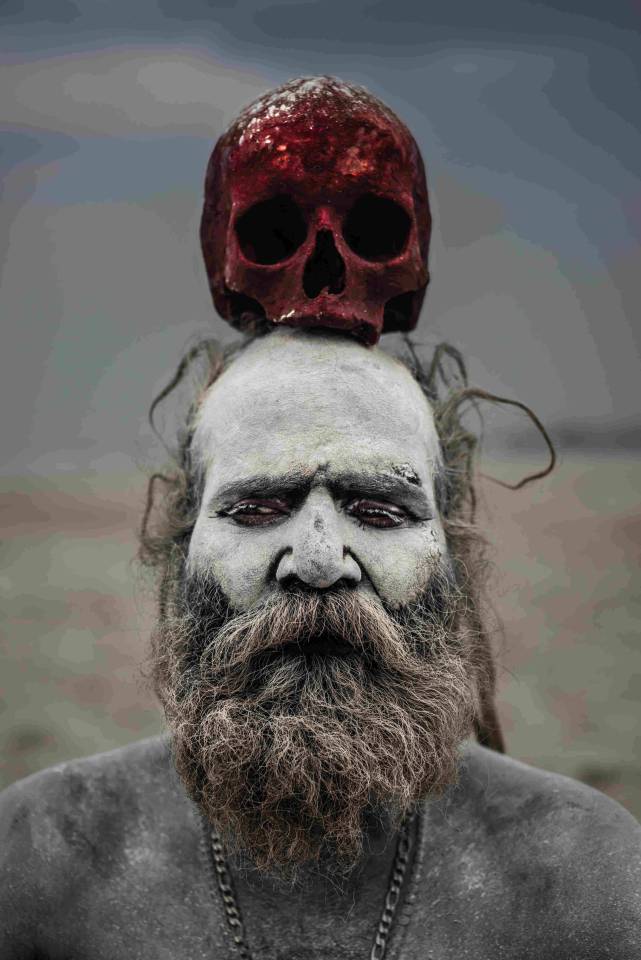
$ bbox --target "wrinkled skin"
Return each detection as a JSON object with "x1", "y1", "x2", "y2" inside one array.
[{"x1": 201, "y1": 76, "x2": 431, "y2": 345}]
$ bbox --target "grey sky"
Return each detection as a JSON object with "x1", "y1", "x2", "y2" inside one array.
[{"x1": 2, "y1": 0, "x2": 640, "y2": 474}]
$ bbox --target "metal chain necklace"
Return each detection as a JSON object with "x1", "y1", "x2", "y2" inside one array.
[{"x1": 210, "y1": 812, "x2": 416, "y2": 960}]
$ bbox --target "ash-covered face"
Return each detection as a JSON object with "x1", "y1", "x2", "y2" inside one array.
[
  {"x1": 152, "y1": 332, "x2": 480, "y2": 873},
  {"x1": 188, "y1": 329, "x2": 448, "y2": 610}
]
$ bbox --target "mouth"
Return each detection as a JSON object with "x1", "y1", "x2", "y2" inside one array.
[{"x1": 281, "y1": 636, "x2": 355, "y2": 658}]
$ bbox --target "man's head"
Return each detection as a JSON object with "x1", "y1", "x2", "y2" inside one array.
[
  {"x1": 188, "y1": 330, "x2": 447, "y2": 610},
  {"x1": 143, "y1": 331, "x2": 496, "y2": 873}
]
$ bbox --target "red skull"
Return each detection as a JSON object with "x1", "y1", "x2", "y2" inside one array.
[{"x1": 200, "y1": 76, "x2": 431, "y2": 346}]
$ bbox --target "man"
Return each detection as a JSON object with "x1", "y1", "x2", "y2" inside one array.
[{"x1": 1, "y1": 329, "x2": 640, "y2": 959}]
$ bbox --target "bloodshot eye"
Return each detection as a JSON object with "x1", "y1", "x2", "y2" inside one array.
[
  {"x1": 346, "y1": 499, "x2": 407, "y2": 529},
  {"x1": 235, "y1": 195, "x2": 307, "y2": 265},
  {"x1": 223, "y1": 500, "x2": 290, "y2": 526},
  {"x1": 342, "y1": 194, "x2": 411, "y2": 262}
]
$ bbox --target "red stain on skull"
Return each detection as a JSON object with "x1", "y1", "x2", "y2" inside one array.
[{"x1": 201, "y1": 76, "x2": 431, "y2": 345}]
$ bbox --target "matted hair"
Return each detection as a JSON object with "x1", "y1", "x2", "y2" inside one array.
[{"x1": 139, "y1": 335, "x2": 555, "y2": 755}]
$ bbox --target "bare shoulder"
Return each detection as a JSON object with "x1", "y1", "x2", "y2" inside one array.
[
  {"x1": 0, "y1": 737, "x2": 189, "y2": 957},
  {"x1": 431, "y1": 743, "x2": 641, "y2": 956},
  {"x1": 0, "y1": 736, "x2": 174, "y2": 845},
  {"x1": 458, "y1": 742, "x2": 641, "y2": 854},
  {"x1": 0, "y1": 735, "x2": 181, "y2": 866}
]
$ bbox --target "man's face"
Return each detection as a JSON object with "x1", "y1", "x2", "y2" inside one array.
[
  {"x1": 188, "y1": 330, "x2": 448, "y2": 610},
  {"x1": 153, "y1": 331, "x2": 477, "y2": 874}
]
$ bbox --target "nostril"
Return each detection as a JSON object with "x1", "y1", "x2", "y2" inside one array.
[
  {"x1": 278, "y1": 574, "x2": 358, "y2": 595},
  {"x1": 303, "y1": 229, "x2": 346, "y2": 299}
]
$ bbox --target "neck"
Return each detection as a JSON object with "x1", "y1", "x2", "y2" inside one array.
[
  {"x1": 231, "y1": 807, "x2": 402, "y2": 898},
  {"x1": 222, "y1": 816, "x2": 410, "y2": 960},
  {"x1": 210, "y1": 808, "x2": 421, "y2": 960}
]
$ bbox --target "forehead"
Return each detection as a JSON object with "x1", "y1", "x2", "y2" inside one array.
[{"x1": 193, "y1": 333, "x2": 441, "y2": 491}]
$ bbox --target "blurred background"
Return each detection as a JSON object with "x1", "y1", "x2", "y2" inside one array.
[{"x1": 1, "y1": 0, "x2": 639, "y2": 818}]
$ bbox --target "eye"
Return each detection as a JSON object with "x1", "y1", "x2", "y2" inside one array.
[
  {"x1": 235, "y1": 195, "x2": 307, "y2": 265},
  {"x1": 222, "y1": 499, "x2": 290, "y2": 527},
  {"x1": 346, "y1": 499, "x2": 407, "y2": 529},
  {"x1": 342, "y1": 194, "x2": 411, "y2": 262}
]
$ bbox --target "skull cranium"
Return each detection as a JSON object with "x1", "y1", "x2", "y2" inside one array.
[{"x1": 201, "y1": 76, "x2": 431, "y2": 345}]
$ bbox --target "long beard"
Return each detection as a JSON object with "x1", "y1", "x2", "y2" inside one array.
[{"x1": 150, "y1": 572, "x2": 479, "y2": 874}]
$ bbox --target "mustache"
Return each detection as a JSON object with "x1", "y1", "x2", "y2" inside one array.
[{"x1": 171, "y1": 567, "x2": 463, "y2": 694}]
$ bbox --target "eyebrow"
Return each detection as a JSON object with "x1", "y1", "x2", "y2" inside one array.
[{"x1": 208, "y1": 467, "x2": 434, "y2": 518}]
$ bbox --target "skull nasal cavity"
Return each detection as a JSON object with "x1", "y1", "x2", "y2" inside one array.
[{"x1": 303, "y1": 230, "x2": 346, "y2": 299}]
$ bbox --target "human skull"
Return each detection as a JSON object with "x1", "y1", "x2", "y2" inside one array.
[{"x1": 200, "y1": 77, "x2": 431, "y2": 346}]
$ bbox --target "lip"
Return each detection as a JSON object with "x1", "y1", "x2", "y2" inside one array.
[{"x1": 282, "y1": 637, "x2": 354, "y2": 657}]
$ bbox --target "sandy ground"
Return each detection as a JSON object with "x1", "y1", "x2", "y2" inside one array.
[{"x1": 1, "y1": 459, "x2": 639, "y2": 820}]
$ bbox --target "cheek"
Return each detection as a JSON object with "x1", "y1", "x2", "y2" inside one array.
[
  {"x1": 353, "y1": 521, "x2": 447, "y2": 609},
  {"x1": 187, "y1": 517, "x2": 275, "y2": 611}
]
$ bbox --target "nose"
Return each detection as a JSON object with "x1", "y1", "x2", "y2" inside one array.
[
  {"x1": 275, "y1": 491, "x2": 361, "y2": 589},
  {"x1": 303, "y1": 229, "x2": 346, "y2": 299}
]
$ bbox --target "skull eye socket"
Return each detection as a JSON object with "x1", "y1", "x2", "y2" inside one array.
[
  {"x1": 235, "y1": 195, "x2": 307, "y2": 265},
  {"x1": 343, "y1": 194, "x2": 411, "y2": 262}
]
